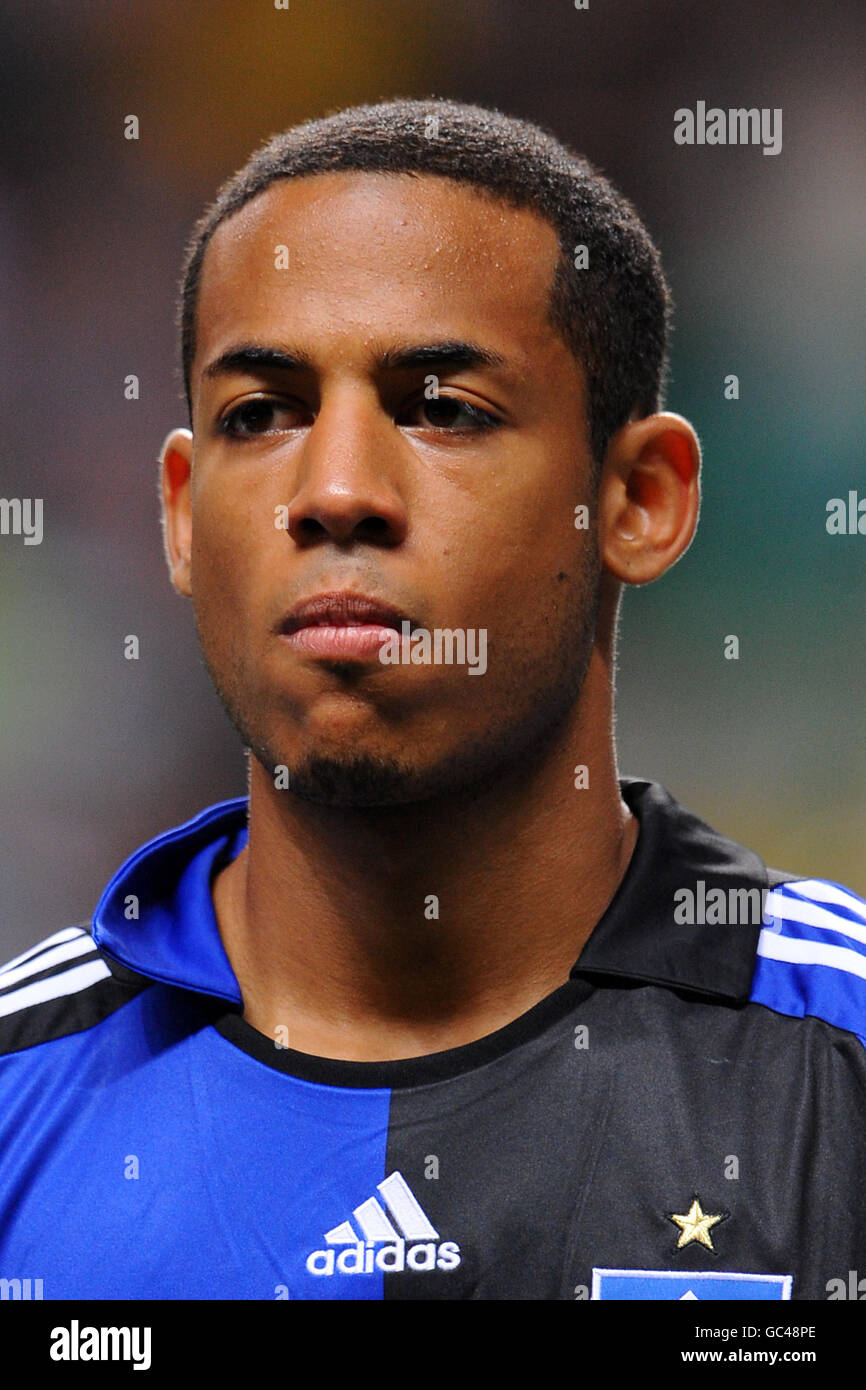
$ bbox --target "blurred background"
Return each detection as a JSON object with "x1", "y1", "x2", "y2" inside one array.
[{"x1": 1, "y1": 0, "x2": 864, "y2": 955}]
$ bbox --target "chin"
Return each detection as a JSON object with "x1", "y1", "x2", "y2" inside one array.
[{"x1": 269, "y1": 751, "x2": 442, "y2": 808}]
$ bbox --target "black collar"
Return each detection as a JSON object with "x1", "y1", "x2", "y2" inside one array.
[{"x1": 574, "y1": 778, "x2": 767, "y2": 1003}]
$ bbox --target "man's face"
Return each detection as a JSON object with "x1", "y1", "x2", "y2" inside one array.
[{"x1": 180, "y1": 171, "x2": 601, "y2": 804}]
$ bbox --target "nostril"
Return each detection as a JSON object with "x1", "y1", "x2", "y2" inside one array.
[
  {"x1": 356, "y1": 516, "x2": 390, "y2": 541},
  {"x1": 292, "y1": 517, "x2": 329, "y2": 541}
]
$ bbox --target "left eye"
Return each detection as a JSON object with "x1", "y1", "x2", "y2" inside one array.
[
  {"x1": 219, "y1": 398, "x2": 307, "y2": 437},
  {"x1": 400, "y1": 396, "x2": 500, "y2": 431}
]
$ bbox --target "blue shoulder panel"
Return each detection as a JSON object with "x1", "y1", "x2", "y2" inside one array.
[{"x1": 750, "y1": 878, "x2": 866, "y2": 1049}]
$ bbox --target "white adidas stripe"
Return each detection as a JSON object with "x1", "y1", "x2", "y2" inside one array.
[
  {"x1": 0, "y1": 934, "x2": 99, "y2": 993},
  {"x1": 0, "y1": 926, "x2": 88, "y2": 976},
  {"x1": 764, "y1": 890, "x2": 866, "y2": 949},
  {"x1": 353, "y1": 1197, "x2": 400, "y2": 1242},
  {"x1": 324, "y1": 1220, "x2": 358, "y2": 1245},
  {"x1": 757, "y1": 928, "x2": 866, "y2": 983},
  {"x1": 0, "y1": 959, "x2": 111, "y2": 1020},
  {"x1": 780, "y1": 879, "x2": 866, "y2": 921},
  {"x1": 378, "y1": 1171, "x2": 438, "y2": 1240},
  {"x1": 324, "y1": 1171, "x2": 439, "y2": 1245}
]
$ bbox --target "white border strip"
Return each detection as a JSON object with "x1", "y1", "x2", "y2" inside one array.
[
  {"x1": 0, "y1": 959, "x2": 111, "y2": 1019},
  {"x1": 592, "y1": 1268, "x2": 792, "y2": 1299}
]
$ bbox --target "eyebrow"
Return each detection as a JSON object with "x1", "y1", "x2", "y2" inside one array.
[
  {"x1": 203, "y1": 343, "x2": 312, "y2": 381},
  {"x1": 379, "y1": 340, "x2": 508, "y2": 372},
  {"x1": 201, "y1": 338, "x2": 509, "y2": 383}
]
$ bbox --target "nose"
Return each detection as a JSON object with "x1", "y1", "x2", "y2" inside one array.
[{"x1": 284, "y1": 388, "x2": 408, "y2": 548}]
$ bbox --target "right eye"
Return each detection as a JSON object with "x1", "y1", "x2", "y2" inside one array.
[{"x1": 218, "y1": 397, "x2": 310, "y2": 438}]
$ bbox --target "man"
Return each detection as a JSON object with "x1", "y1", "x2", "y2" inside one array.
[{"x1": 1, "y1": 99, "x2": 864, "y2": 1302}]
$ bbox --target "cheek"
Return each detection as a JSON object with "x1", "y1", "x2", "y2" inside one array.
[
  {"x1": 442, "y1": 485, "x2": 589, "y2": 615},
  {"x1": 189, "y1": 481, "x2": 268, "y2": 602}
]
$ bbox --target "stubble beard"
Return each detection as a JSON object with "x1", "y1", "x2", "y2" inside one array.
[{"x1": 196, "y1": 565, "x2": 601, "y2": 809}]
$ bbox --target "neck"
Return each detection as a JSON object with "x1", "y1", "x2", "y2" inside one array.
[{"x1": 212, "y1": 652, "x2": 637, "y2": 1060}]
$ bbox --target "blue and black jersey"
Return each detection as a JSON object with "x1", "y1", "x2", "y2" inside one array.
[{"x1": 1, "y1": 777, "x2": 865, "y2": 1300}]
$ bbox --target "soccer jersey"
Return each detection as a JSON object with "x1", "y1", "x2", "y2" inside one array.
[{"x1": 1, "y1": 778, "x2": 865, "y2": 1301}]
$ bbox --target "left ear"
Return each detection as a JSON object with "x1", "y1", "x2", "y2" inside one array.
[
  {"x1": 158, "y1": 428, "x2": 195, "y2": 597},
  {"x1": 597, "y1": 412, "x2": 701, "y2": 584}
]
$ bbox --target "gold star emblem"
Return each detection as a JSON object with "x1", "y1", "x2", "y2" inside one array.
[{"x1": 669, "y1": 1197, "x2": 724, "y2": 1251}]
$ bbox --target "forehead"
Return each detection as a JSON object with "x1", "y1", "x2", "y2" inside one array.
[{"x1": 194, "y1": 171, "x2": 564, "y2": 370}]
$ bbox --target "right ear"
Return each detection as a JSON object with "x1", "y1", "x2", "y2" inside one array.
[{"x1": 159, "y1": 428, "x2": 194, "y2": 597}]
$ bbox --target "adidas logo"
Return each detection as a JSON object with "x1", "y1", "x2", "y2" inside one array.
[{"x1": 306, "y1": 1172, "x2": 461, "y2": 1277}]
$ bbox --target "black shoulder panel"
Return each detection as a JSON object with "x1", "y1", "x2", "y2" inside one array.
[{"x1": 0, "y1": 923, "x2": 152, "y2": 1057}]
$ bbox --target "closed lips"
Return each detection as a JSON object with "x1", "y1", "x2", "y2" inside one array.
[{"x1": 280, "y1": 593, "x2": 409, "y2": 633}]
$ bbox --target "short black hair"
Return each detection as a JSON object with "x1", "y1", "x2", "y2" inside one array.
[{"x1": 177, "y1": 97, "x2": 671, "y2": 467}]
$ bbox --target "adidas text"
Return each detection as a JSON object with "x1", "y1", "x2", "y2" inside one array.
[{"x1": 307, "y1": 1236, "x2": 461, "y2": 1276}]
